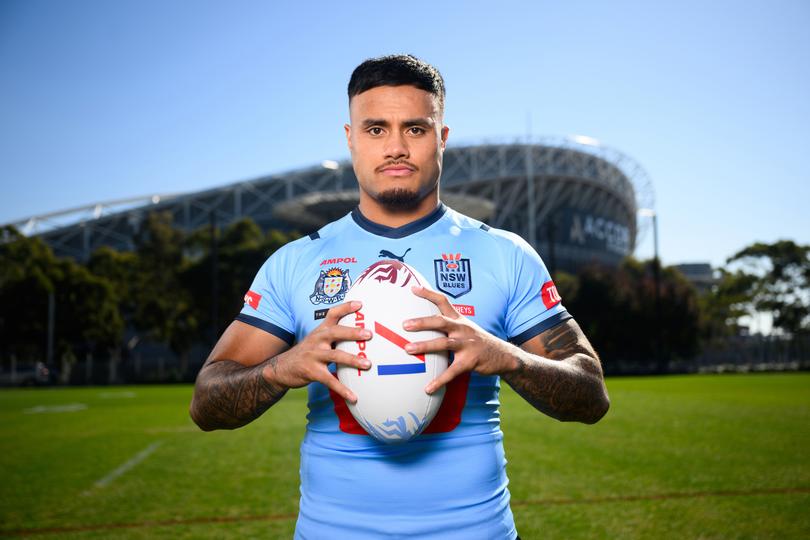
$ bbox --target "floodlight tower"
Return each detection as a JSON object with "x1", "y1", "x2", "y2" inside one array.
[{"x1": 639, "y1": 208, "x2": 664, "y2": 372}]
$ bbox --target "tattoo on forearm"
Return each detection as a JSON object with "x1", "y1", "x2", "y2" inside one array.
[
  {"x1": 190, "y1": 357, "x2": 287, "y2": 431},
  {"x1": 502, "y1": 321, "x2": 609, "y2": 424}
]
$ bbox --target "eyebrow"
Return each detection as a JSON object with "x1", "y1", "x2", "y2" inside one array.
[{"x1": 360, "y1": 117, "x2": 435, "y2": 129}]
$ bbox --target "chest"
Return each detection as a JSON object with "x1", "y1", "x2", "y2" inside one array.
[{"x1": 289, "y1": 240, "x2": 509, "y2": 341}]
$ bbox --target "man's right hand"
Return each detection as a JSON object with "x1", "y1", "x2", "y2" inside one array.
[{"x1": 263, "y1": 300, "x2": 372, "y2": 403}]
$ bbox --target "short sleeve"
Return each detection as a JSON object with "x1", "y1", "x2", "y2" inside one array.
[
  {"x1": 504, "y1": 236, "x2": 571, "y2": 345},
  {"x1": 235, "y1": 248, "x2": 296, "y2": 345}
]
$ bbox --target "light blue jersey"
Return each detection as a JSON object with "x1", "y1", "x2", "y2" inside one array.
[{"x1": 238, "y1": 204, "x2": 570, "y2": 539}]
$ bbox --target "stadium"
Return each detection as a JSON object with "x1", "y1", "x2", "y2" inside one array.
[{"x1": 10, "y1": 137, "x2": 654, "y2": 274}]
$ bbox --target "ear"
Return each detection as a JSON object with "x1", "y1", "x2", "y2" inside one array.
[
  {"x1": 440, "y1": 125, "x2": 450, "y2": 150},
  {"x1": 344, "y1": 123, "x2": 352, "y2": 151}
]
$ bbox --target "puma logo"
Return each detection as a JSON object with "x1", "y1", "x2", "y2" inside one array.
[{"x1": 378, "y1": 248, "x2": 411, "y2": 262}]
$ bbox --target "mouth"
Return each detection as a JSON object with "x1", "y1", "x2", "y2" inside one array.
[{"x1": 379, "y1": 164, "x2": 416, "y2": 177}]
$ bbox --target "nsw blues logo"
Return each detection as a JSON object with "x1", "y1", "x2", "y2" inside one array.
[
  {"x1": 434, "y1": 253, "x2": 472, "y2": 299},
  {"x1": 310, "y1": 267, "x2": 351, "y2": 305}
]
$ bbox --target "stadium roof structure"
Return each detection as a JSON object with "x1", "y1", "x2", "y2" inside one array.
[{"x1": 6, "y1": 137, "x2": 654, "y2": 274}]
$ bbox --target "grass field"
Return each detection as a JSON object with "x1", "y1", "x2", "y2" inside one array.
[{"x1": 1, "y1": 373, "x2": 808, "y2": 539}]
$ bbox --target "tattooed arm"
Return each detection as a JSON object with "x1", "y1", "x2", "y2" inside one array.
[
  {"x1": 502, "y1": 319, "x2": 609, "y2": 424},
  {"x1": 408, "y1": 286, "x2": 609, "y2": 425},
  {"x1": 189, "y1": 322, "x2": 290, "y2": 431},
  {"x1": 190, "y1": 301, "x2": 372, "y2": 431}
]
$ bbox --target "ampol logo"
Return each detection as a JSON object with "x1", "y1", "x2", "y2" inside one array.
[{"x1": 321, "y1": 257, "x2": 357, "y2": 266}]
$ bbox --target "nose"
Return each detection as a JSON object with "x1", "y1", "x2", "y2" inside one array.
[{"x1": 383, "y1": 131, "x2": 409, "y2": 160}]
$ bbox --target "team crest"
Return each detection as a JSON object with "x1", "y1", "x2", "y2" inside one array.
[
  {"x1": 310, "y1": 267, "x2": 351, "y2": 305},
  {"x1": 434, "y1": 253, "x2": 472, "y2": 299}
]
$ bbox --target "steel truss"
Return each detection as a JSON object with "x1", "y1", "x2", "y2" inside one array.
[{"x1": 6, "y1": 140, "x2": 653, "y2": 273}]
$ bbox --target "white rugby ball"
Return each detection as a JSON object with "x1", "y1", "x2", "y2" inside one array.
[{"x1": 336, "y1": 260, "x2": 448, "y2": 444}]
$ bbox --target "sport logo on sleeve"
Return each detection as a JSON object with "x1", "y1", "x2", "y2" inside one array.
[
  {"x1": 541, "y1": 280, "x2": 562, "y2": 309},
  {"x1": 244, "y1": 290, "x2": 262, "y2": 310}
]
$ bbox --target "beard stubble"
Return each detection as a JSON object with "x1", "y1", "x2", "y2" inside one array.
[{"x1": 375, "y1": 188, "x2": 423, "y2": 211}]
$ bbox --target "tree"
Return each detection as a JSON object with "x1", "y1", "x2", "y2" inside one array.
[
  {"x1": 726, "y1": 240, "x2": 810, "y2": 336},
  {"x1": 557, "y1": 258, "x2": 701, "y2": 373},
  {"x1": 131, "y1": 212, "x2": 199, "y2": 378},
  {"x1": 50, "y1": 259, "x2": 123, "y2": 381},
  {"x1": 698, "y1": 268, "x2": 757, "y2": 345},
  {"x1": 87, "y1": 246, "x2": 139, "y2": 321},
  {"x1": 1, "y1": 215, "x2": 298, "y2": 383},
  {"x1": 0, "y1": 227, "x2": 57, "y2": 362},
  {"x1": 183, "y1": 218, "x2": 296, "y2": 344},
  {"x1": 0, "y1": 227, "x2": 122, "y2": 377}
]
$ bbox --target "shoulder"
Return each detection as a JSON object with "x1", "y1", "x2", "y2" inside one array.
[
  {"x1": 285, "y1": 213, "x2": 355, "y2": 252},
  {"x1": 444, "y1": 206, "x2": 535, "y2": 258},
  {"x1": 302, "y1": 212, "x2": 354, "y2": 243},
  {"x1": 263, "y1": 213, "x2": 354, "y2": 270}
]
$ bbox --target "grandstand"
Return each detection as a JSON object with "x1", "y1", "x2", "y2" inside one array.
[{"x1": 7, "y1": 137, "x2": 654, "y2": 274}]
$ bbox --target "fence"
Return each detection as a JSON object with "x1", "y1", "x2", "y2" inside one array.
[{"x1": 2, "y1": 335, "x2": 809, "y2": 386}]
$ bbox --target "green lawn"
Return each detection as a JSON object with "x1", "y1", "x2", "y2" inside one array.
[{"x1": 1, "y1": 374, "x2": 808, "y2": 539}]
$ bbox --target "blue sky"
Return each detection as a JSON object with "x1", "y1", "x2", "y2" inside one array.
[{"x1": 1, "y1": 0, "x2": 808, "y2": 267}]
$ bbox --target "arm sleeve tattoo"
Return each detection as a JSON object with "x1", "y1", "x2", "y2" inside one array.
[
  {"x1": 189, "y1": 356, "x2": 288, "y2": 431},
  {"x1": 502, "y1": 320, "x2": 609, "y2": 424}
]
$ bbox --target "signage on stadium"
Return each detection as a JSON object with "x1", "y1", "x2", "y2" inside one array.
[{"x1": 568, "y1": 212, "x2": 630, "y2": 255}]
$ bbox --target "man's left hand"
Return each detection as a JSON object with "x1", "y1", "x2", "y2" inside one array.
[{"x1": 403, "y1": 286, "x2": 519, "y2": 394}]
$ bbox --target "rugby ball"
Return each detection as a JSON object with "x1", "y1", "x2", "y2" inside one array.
[{"x1": 336, "y1": 260, "x2": 449, "y2": 444}]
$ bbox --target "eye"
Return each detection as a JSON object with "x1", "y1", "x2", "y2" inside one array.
[
  {"x1": 367, "y1": 127, "x2": 383, "y2": 136},
  {"x1": 407, "y1": 126, "x2": 426, "y2": 135}
]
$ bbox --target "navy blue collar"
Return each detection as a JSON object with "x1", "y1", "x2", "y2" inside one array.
[{"x1": 351, "y1": 203, "x2": 447, "y2": 239}]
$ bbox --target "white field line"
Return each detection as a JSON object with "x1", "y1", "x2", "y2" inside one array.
[
  {"x1": 24, "y1": 403, "x2": 87, "y2": 414},
  {"x1": 93, "y1": 441, "x2": 163, "y2": 489}
]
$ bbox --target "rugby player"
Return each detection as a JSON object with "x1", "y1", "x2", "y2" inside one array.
[{"x1": 190, "y1": 54, "x2": 610, "y2": 539}]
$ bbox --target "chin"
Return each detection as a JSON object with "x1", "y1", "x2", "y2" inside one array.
[{"x1": 375, "y1": 188, "x2": 423, "y2": 211}]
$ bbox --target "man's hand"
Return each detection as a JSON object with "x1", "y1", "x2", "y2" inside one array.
[
  {"x1": 402, "y1": 286, "x2": 520, "y2": 394},
  {"x1": 266, "y1": 300, "x2": 372, "y2": 403},
  {"x1": 403, "y1": 285, "x2": 609, "y2": 424},
  {"x1": 190, "y1": 301, "x2": 373, "y2": 431}
]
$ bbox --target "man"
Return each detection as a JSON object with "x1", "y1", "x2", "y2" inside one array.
[{"x1": 190, "y1": 54, "x2": 609, "y2": 539}]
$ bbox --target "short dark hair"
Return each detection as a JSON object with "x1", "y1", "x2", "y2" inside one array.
[{"x1": 348, "y1": 54, "x2": 445, "y2": 111}]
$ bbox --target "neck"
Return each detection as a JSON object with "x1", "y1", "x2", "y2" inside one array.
[{"x1": 358, "y1": 189, "x2": 440, "y2": 228}]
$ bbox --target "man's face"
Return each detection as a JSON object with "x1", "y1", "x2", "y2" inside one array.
[{"x1": 345, "y1": 85, "x2": 449, "y2": 211}]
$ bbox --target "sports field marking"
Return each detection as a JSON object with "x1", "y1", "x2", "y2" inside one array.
[
  {"x1": 90, "y1": 441, "x2": 163, "y2": 490},
  {"x1": 7, "y1": 486, "x2": 808, "y2": 537},
  {"x1": 23, "y1": 403, "x2": 87, "y2": 414}
]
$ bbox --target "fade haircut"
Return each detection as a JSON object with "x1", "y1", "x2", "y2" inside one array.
[{"x1": 348, "y1": 54, "x2": 445, "y2": 112}]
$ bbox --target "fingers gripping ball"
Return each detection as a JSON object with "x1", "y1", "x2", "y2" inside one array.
[{"x1": 335, "y1": 260, "x2": 449, "y2": 444}]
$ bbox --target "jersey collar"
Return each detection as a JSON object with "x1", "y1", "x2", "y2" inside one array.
[{"x1": 351, "y1": 203, "x2": 447, "y2": 239}]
